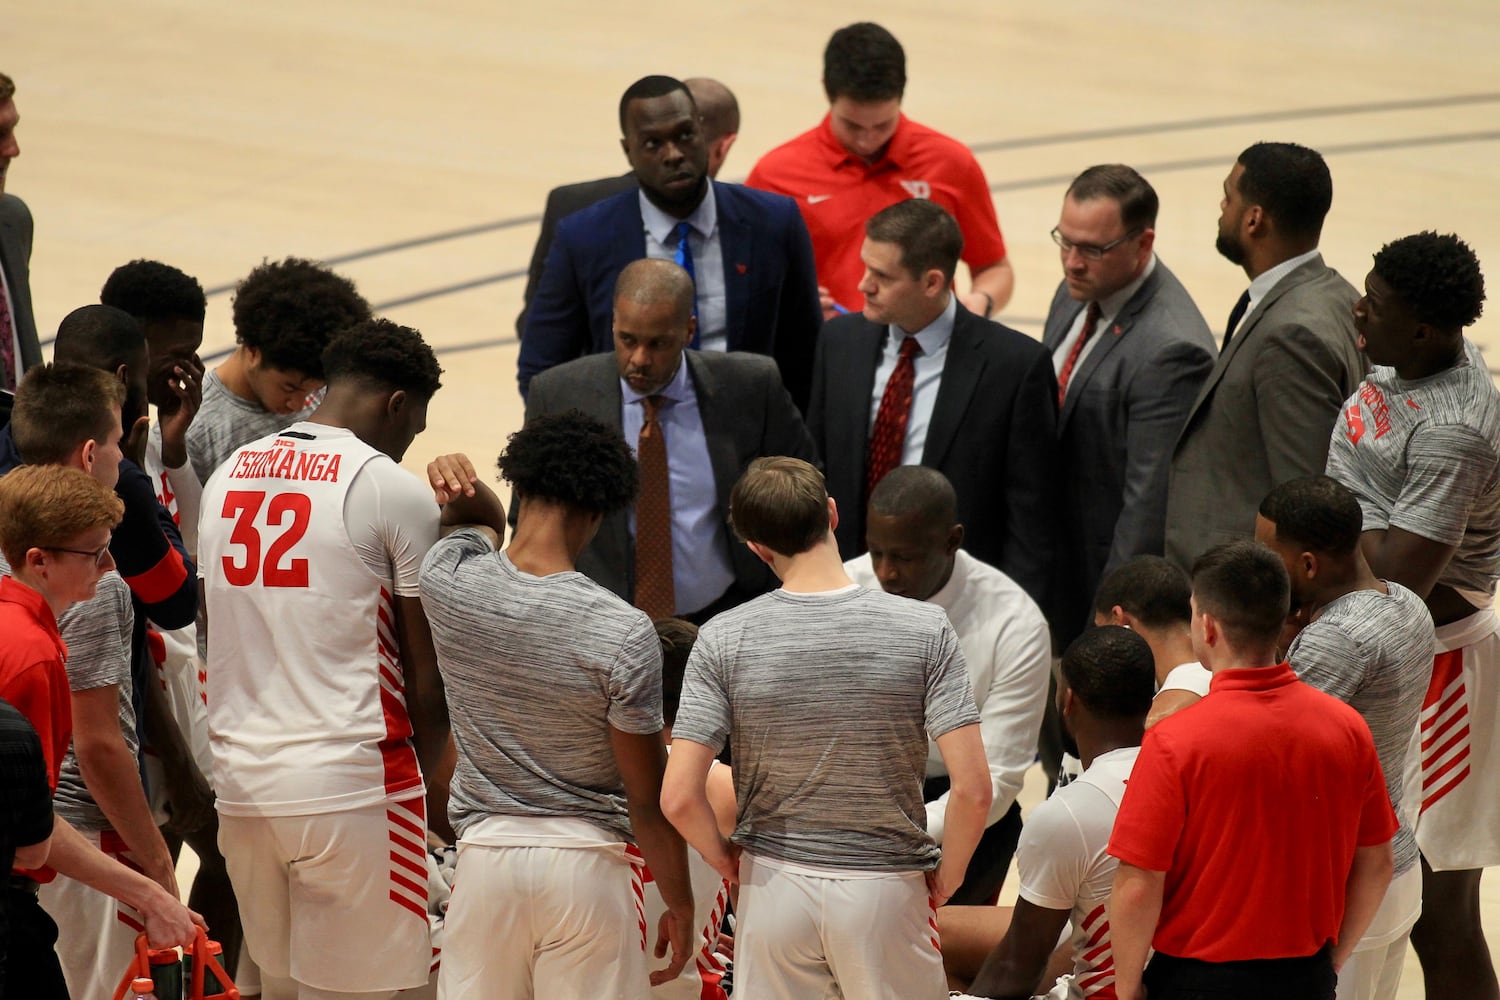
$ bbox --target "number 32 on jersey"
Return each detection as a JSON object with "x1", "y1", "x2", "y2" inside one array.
[{"x1": 220, "y1": 489, "x2": 312, "y2": 588}]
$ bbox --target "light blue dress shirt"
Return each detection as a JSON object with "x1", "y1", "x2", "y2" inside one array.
[
  {"x1": 867, "y1": 295, "x2": 958, "y2": 466},
  {"x1": 640, "y1": 189, "x2": 728, "y2": 352},
  {"x1": 621, "y1": 359, "x2": 736, "y2": 615}
]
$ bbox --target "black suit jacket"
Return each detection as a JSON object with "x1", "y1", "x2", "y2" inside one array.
[
  {"x1": 807, "y1": 303, "x2": 1058, "y2": 607},
  {"x1": 0, "y1": 194, "x2": 40, "y2": 379},
  {"x1": 525, "y1": 349, "x2": 818, "y2": 608},
  {"x1": 515, "y1": 173, "x2": 638, "y2": 338}
]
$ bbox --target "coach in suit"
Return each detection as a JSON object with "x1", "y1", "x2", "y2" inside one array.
[
  {"x1": 515, "y1": 78, "x2": 740, "y2": 339},
  {"x1": 526, "y1": 258, "x2": 816, "y2": 621},
  {"x1": 1, "y1": 73, "x2": 38, "y2": 396},
  {"x1": 1042, "y1": 166, "x2": 1215, "y2": 647},
  {"x1": 808, "y1": 199, "x2": 1056, "y2": 608},
  {"x1": 1166, "y1": 142, "x2": 1363, "y2": 569},
  {"x1": 519, "y1": 75, "x2": 820, "y2": 411}
]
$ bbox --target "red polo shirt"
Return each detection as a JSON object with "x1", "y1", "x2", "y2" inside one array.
[
  {"x1": 0, "y1": 574, "x2": 72, "y2": 882},
  {"x1": 746, "y1": 114, "x2": 1007, "y2": 312},
  {"x1": 1108, "y1": 662, "x2": 1397, "y2": 962}
]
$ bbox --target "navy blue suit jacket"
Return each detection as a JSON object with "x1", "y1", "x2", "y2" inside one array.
[{"x1": 517, "y1": 180, "x2": 822, "y2": 410}]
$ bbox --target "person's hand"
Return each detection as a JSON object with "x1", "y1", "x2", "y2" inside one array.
[
  {"x1": 925, "y1": 861, "x2": 962, "y2": 906},
  {"x1": 958, "y1": 289, "x2": 994, "y2": 319},
  {"x1": 648, "y1": 900, "x2": 695, "y2": 986},
  {"x1": 124, "y1": 415, "x2": 151, "y2": 469},
  {"x1": 707, "y1": 837, "x2": 742, "y2": 886},
  {"x1": 158, "y1": 357, "x2": 205, "y2": 469},
  {"x1": 427, "y1": 453, "x2": 480, "y2": 505},
  {"x1": 818, "y1": 285, "x2": 843, "y2": 320},
  {"x1": 141, "y1": 886, "x2": 206, "y2": 949},
  {"x1": 714, "y1": 930, "x2": 734, "y2": 959}
]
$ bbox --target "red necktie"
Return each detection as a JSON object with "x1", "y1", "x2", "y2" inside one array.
[
  {"x1": 1056, "y1": 301, "x2": 1101, "y2": 405},
  {"x1": 0, "y1": 282, "x2": 15, "y2": 391},
  {"x1": 634, "y1": 394, "x2": 675, "y2": 619},
  {"x1": 866, "y1": 336, "x2": 923, "y2": 499}
]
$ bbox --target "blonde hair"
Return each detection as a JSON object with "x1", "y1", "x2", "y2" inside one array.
[
  {"x1": 728, "y1": 457, "x2": 829, "y2": 556},
  {"x1": 0, "y1": 466, "x2": 124, "y2": 569}
]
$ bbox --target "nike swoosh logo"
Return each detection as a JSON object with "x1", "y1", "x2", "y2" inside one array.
[{"x1": 807, "y1": 194, "x2": 833, "y2": 204}]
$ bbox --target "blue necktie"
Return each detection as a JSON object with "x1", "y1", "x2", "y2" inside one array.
[{"x1": 673, "y1": 221, "x2": 701, "y2": 348}]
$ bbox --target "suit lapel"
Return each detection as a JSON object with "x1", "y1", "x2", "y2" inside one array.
[
  {"x1": 923, "y1": 307, "x2": 985, "y2": 467},
  {"x1": 687, "y1": 353, "x2": 740, "y2": 519},
  {"x1": 843, "y1": 318, "x2": 885, "y2": 473},
  {"x1": 1058, "y1": 269, "x2": 1162, "y2": 428},
  {"x1": 1042, "y1": 290, "x2": 1082, "y2": 353},
  {"x1": 713, "y1": 182, "x2": 751, "y2": 350}
]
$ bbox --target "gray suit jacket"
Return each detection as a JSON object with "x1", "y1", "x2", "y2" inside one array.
[
  {"x1": 1165, "y1": 254, "x2": 1364, "y2": 569},
  {"x1": 1042, "y1": 259, "x2": 1215, "y2": 646},
  {"x1": 0, "y1": 194, "x2": 40, "y2": 379},
  {"x1": 524, "y1": 349, "x2": 818, "y2": 608}
]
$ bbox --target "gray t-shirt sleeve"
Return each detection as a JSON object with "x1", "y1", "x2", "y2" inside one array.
[
  {"x1": 1289, "y1": 619, "x2": 1368, "y2": 704},
  {"x1": 609, "y1": 617, "x2": 666, "y2": 736},
  {"x1": 55, "y1": 575, "x2": 133, "y2": 692},
  {"x1": 925, "y1": 621, "x2": 981, "y2": 740},
  {"x1": 1389, "y1": 424, "x2": 1500, "y2": 548},
  {"x1": 672, "y1": 632, "x2": 730, "y2": 753}
]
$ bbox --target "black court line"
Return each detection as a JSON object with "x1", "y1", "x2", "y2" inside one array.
[{"x1": 968, "y1": 92, "x2": 1500, "y2": 154}]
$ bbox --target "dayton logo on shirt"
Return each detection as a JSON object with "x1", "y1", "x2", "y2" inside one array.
[
  {"x1": 1345, "y1": 384, "x2": 1394, "y2": 445},
  {"x1": 899, "y1": 180, "x2": 931, "y2": 199}
]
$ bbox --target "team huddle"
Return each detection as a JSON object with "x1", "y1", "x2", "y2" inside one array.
[{"x1": 0, "y1": 19, "x2": 1497, "y2": 1000}]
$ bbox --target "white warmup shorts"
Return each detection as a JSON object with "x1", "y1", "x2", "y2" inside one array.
[
  {"x1": 38, "y1": 829, "x2": 144, "y2": 1000},
  {"x1": 218, "y1": 795, "x2": 432, "y2": 993},
  {"x1": 437, "y1": 839, "x2": 649, "y2": 1000},
  {"x1": 1335, "y1": 862, "x2": 1421, "y2": 1000},
  {"x1": 733, "y1": 852, "x2": 945, "y2": 1000},
  {"x1": 644, "y1": 847, "x2": 730, "y2": 999},
  {"x1": 1414, "y1": 608, "x2": 1500, "y2": 870}
]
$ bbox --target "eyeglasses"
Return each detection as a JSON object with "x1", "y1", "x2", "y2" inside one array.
[
  {"x1": 45, "y1": 543, "x2": 112, "y2": 567},
  {"x1": 1050, "y1": 227, "x2": 1143, "y2": 261}
]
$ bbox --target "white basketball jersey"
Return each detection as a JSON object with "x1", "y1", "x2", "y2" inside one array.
[{"x1": 201, "y1": 426, "x2": 423, "y2": 816}]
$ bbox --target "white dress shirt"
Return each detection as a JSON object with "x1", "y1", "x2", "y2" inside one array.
[
  {"x1": 640, "y1": 189, "x2": 728, "y2": 352},
  {"x1": 867, "y1": 295, "x2": 957, "y2": 466},
  {"x1": 1051, "y1": 255, "x2": 1158, "y2": 387},
  {"x1": 847, "y1": 548, "x2": 1052, "y2": 842}
]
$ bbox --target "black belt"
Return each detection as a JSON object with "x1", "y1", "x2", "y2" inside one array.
[{"x1": 7, "y1": 874, "x2": 39, "y2": 896}]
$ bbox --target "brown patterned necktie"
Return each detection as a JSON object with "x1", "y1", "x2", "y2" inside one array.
[
  {"x1": 1055, "y1": 301, "x2": 1101, "y2": 405},
  {"x1": 634, "y1": 394, "x2": 675, "y2": 619},
  {"x1": 866, "y1": 335, "x2": 923, "y2": 500}
]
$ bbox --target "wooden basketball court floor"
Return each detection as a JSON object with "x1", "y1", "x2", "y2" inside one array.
[{"x1": 10, "y1": 0, "x2": 1500, "y2": 991}]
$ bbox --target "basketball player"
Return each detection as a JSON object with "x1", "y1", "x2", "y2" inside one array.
[{"x1": 200, "y1": 318, "x2": 450, "y2": 1000}]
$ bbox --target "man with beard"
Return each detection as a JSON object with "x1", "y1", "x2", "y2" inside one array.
[
  {"x1": 1165, "y1": 142, "x2": 1363, "y2": 569},
  {"x1": 519, "y1": 75, "x2": 822, "y2": 411}
]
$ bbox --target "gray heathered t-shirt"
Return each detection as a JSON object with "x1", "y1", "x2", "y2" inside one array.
[
  {"x1": 0, "y1": 552, "x2": 137, "y2": 832},
  {"x1": 672, "y1": 585, "x2": 981, "y2": 872},
  {"x1": 187, "y1": 370, "x2": 319, "y2": 485},
  {"x1": 1288, "y1": 582, "x2": 1434, "y2": 875},
  {"x1": 419, "y1": 529, "x2": 664, "y2": 842}
]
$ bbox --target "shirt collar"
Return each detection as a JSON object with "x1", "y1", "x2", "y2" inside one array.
[
  {"x1": 926, "y1": 549, "x2": 969, "y2": 612},
  {"x1": 1098, "y1": 254, "x2": 1157, "y2": 320},
  {"x1": 620, "y1": 350, "x2": 695, "y2": 406},
  {"x1": 890, "y1": 293, "x2": 957, "y2": 353},
  {"x1": 0, "y1": 575, "x2": 64, "y2": 652},
  {"x1": 1247, "y1": 248, "x2": 1321, "y2": 301},
  {"x1": 1208, "y1": 661, "x2": 1298, "y2": 693},
  {"x1": 816, "y1": 112, "x2": 911, "y2": 171},
  {"x1": 639, "y1": 184, "x2": 718, "y2": 244}
]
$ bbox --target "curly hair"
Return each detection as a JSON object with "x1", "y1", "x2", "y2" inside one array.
[
  {"x1": 231, "y1": 258, "x2": 371, "y2": 378},
  {"x1": 1372, "y1": 231, "x2": 1486, "y2": 330},
  {"x1": 498, "y1": 411, "x2": 638, "y2": 516},
  {"x1": 321, "y1": 319, "x2": 442, "y2": 399},
  {"x1": 100, "y1": 259, "x2": 206, "y2": 323}
]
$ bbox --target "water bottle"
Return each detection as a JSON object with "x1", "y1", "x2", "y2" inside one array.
[
  {"x1": 148, "y1": 946, "x2": 184, "y2": 1000},
  {"x1": 131, "y1": 977, "x2": 159, "y2": 1000}
]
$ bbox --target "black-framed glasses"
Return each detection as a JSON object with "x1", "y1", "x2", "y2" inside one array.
[
  {"x1": 1050, "y1": 227, "x2": 1143, "y2": 261},
  {"x1": 44, "y1": 543, "x2": 112, "y2": 566}
]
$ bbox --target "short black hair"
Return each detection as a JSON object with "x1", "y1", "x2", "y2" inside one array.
[
  {"x1": 1061, "y1": 626, "x2": 1155, "y2": 722},
  {"x1": 1371, "y1": 231, "x2": 1485, "y2": 331},
  {"x1": 500, "y1": 410, "x2": 638, "y2": 516},
  {"x1": 99, "y1": 259, "x2": 207, "y2": 324},
  {"x1": 868, "y1": 465, "x2": 956, "y2": 526},
  {"x1": 619, "y1": 75, "x2": 694, "y2": 133},
  {"x1": 656, "y1": 618, "x2": 699, "y2": 727},
  {"x1": 52, "y1": 304, "x2": 146, "y2": 372},
  {"x1": 321, "y1": 319, "x2": 443, "y2": 400},
  {"x1": 1259, "y1": 475, "x2": 1362, "y2": 556},
  {"x1": 866, "y1": 199, "x2": 964, "y2": 284},
  {"x1": 823, "y1": 23, "x2": 905, "y2": 103},
  {"x1": 1235, "y1": 142, "x2": 1333, "y2": 242},
  {"x1": 231, "y1": 258, "x2": 371, "y2": 379},
  {"x1": 1067, "y1": 164, "x2": 1159, "y2": 232},
  {"x1": 1191, "y1": 541, "x2": 1290, "y2": 649},
  {"x1": 1093, "y1": 555, "x2": 1191, "y2": 629}
]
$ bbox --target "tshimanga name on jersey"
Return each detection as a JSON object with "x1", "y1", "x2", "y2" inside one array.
[{"x1": 229, "y1": 443, "x2": 344, "y2": 482}]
